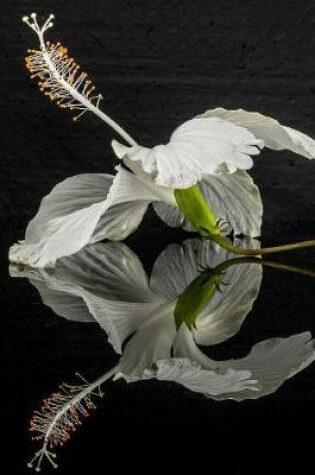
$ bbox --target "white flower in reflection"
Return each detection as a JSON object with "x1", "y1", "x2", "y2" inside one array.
[
  {"x1": 9, "y1": 15, "x2": 315, "y2": 267},
  {"x1": 11, "y1": 239, "x2": 315, "y2": 401}
]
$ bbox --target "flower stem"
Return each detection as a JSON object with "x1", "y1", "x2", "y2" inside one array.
[{"x1": 212, "y1": 234, "x2": 315, "y2": 256}]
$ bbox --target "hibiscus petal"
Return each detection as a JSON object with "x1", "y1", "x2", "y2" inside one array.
[
  {"x1": 145, "y1": 358, "x2": 258, "y2": 396},
  {"x1": 150, "y1": 238, "x2": 231, "y2": 299},
  {"x1": 53, "y1": 241, "x2": 159, "y2": 302},
  {"x1": 216, "y1": 332, "x2": 315, "y2": 400},
  {"x1": 33, "y1": 282, "x2": 97, "y2": 322},
  {"x1": 11, "y1": 242, "x2": 163, "y2": 353},
  {"x1": 116, "y1": 301, "x2": 177, "y2": 381},
  {"x1": 150, "y1": 237, "x2": 261, "y2": 344},
  {"x1": 150, "y1": 244, "x2": 262, "y2": 345},
  {"x1": 9, "y1": 166, "x2": 174, "y2": 268},
  {"x1": 153, "y1": 170, "x2": 263, "y2": 237},
  {"x1": 112, "y1": 116, "x2": 263, "y2": 188},
  {"x1": 9, "y1": 265, "x2": 94, "y2": 323},
  {"x1": 175, "y1": 327, "x2": 315, "y2": 400},
  {"x1": 201, "y1": 108, "x2": 315, "y2": 159},
  {"x1": 150, "y1": 238, "x2": 262, "y2": 344},
  {"x1": 90, "y1": 299, "x2": 164, "y2": 354},
  {"x1": 193, "y1": 255, "x2": 262, "y2": 346},
  {"x1": 56, "y1": 243, "x2": 163, "y2": 353}
]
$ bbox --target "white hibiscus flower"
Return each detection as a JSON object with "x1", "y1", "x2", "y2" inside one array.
[
  {"x1": 12, "y1": 239, "x2": 315, "y2": 399},
  {"x1": 10, "y1": 13, "x2": 315, "y2": 268},
  {"x1": 13, "y1": 239, "x2": 315, "y2": 471}
]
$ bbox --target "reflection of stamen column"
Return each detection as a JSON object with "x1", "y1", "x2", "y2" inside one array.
[{"x1": 28, "y1": 366, "x2": 117, "y2": 472}]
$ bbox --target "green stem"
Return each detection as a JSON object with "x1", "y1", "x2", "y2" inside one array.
[{"x1": 212, "y1": 234, "x2": 315, "y2": 256}]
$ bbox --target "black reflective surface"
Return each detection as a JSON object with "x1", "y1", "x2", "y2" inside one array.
[{"x1": 2, "y1": 225, "x2": 315, "y2": 473}]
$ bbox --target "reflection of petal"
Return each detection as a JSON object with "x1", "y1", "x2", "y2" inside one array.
[
  {"x1": 29, "y1": 280, "x2": 95, "y2": 323},
  {"x1": 51, "y1": 242, "x2": 164, "y2": 353},
  {"x1": 153, "y1": 170, "x2": 262, "y2": 237},
  {"x1": 174, "y1": 327, "x2": 315, "y2": 400},
  {"x1": 11, "y1": 242, "x2": 164, "y2": 353},
  {"x1": 201, "y1": 108, "x2": 315, "y2": 159},
  {"x1": 150, "y1": 239, "x2": 262, "y2": 345},
  {"x1": 112, "y1": 117, "x2": 263, "y2": 188},
  {"x1": 117, "y1": 301, "x2": 177, "y2": 381},
  {"x1": 9, "y1": 167, "x2": 174, "y2": 268},
  {"x1": 144, "y1": 359, "x2": 258, "y2": 396},
  {"x1": 217, "y1": 332, "x2": 315, "y2": 401},
  {"x1": 193, "y1": 256, "x2": 262, "y2": 346},
  {"x1": 150, "y1": 239, "x2": 231, "y2": 299},
  {"x1": 88, "y1": 299, "x2": 164, "y2": 354},
  {"x1": 53, "y1": 242, "x2": 159, "y2": 303},
  {"x1": 9, "y1": 264, "x2": 94, "y2": 323}
]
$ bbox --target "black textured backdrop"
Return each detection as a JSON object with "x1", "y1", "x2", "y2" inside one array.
[{"x1": 1, "y1": 1, "x2": 315, "y2": 473}]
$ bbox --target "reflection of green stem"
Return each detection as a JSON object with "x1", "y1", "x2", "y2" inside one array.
[
  {"x1": 214, "y1": 256, "x2": 315, "y2": 278},
  {"x1": 212, "y1": 234, "x2": 315, "y2": 256},
  {"x1": 174, "y1": 271, "x2": 220, "y2": 329},
  {"x1": 175, "y1": 255, "x2": 315, "y2": 329}
]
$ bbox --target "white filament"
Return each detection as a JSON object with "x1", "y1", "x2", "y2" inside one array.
[
  {"x1": 22, "y1": 13, "x2": 137, "y2": 146},
  {"x1": 28, "y1": 367, "x2": 117, "y2": 472}
]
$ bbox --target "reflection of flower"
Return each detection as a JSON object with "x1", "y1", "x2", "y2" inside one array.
[
  {"x1": 10, "y1": 14, "x2": 315, "y2": 267},
  {"x1": 12, "y1": 239, "x2": 315, "y2": 401},
  {"x1": 13, "y1": 239, "x2": 315, "y2": 470}
]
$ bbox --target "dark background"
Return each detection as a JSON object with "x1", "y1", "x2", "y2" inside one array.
[{"x1": 1, "y1": 0, "x2": 315, "y2": 473}]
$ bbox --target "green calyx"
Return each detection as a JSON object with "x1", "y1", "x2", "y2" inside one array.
[
  {"x1": 174, "y1": 269, "x2": 222, "y2": 330},
  {"x1": 174, "y1": 185, "x2": 219, "y2": 237},
  {"x1": 174, "y1": 184, "x2": 315, "y2": 257},
  {"x1": 174, "y1": 184, "x2": 224, "y2": 329}
]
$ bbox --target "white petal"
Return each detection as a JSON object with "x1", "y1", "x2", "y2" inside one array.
[
  {"x1": 216, "y1": 332, "x2": 315, "y2": 400},
  {"x1": 52, "y1": 242, "x2": 163, "y2": 354},
  {"x1": 145, "y1": 358, "x2": 258, "y2": 396},
  {"x1": 34, "y1": 282, "x2": 97, "y2": 322},
  {"x1": 153, "y1": 201, "x2": 185, "y2": 229},
  {"x1": 201, "y1": 108, "x2": 315, "y2": 159},
  {"x1": 9, "y1": 167, "x2": 174, "y2": 268},
  {"x1": 175, "y1": 326, "x2": 315, "y2": 400},
  {"x1": 117, "y1": 301, "x2": 177, "y2": 381},
  {"x1": 9, "y1": 173, "x2": 114, "y2": 267},
  {"x1": 25, "y1": 173, "x2": 114, "y2": 244},
  {"x1": 11, "y1": 242, "x2": 163, "y2": 353},
  {"x1": 150, "y1": 238, "x2": 231, "y2": 300},
  {"x1": 89, "y1": 298, "x2": 164, "y2": 354},
  {"x1": 174, "y1": 325, "x2": 220, "y2": 369},
  {"x1": 9, "y1": 265, "x2": 94, "y2": 323},
  {"x1": 91, "y1": 166, "x2": 175, "y2": 243},
  {"x1": 149, "y1": 236, "x2": 261, "y2": 344},
  {"x1": 151, "y1": 238, "x2": 262, "y2": 346},
  {"x1": 54, "y1": 241, "x2": 158, "y2": 303},
  {"x1": 112, "y1": 116, "x2": 263, "y2": 189},
  {"x1": 193, "y1": 254, "x2": 262, "y2": 346},
  {"x1": 153, "y1": 170, "x2": 263, "y2": 237}
]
